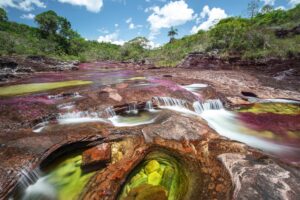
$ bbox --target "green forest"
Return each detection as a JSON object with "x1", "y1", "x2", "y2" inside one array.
[{"x1": 0, "y1": 4, "x2": 299, "y2": 67}]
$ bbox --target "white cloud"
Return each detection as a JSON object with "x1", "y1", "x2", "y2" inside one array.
[
  {"x1": 126, "y1": 17, "x2": 132, "y2": 23},
  {"x1": 57, "y1": 0, "x2": 103, "y2": 12},
  {"x1": 129, "y1": 23, "x2": 135, "y2": 29},
  {"x1": 0, "y1": 0, "x2": 46, "y2": 11},
  {"x1": 147, "y1": 0, "x2": 194, "y2": 38},
  {"x1": 21, "y1": 13, "x2": 35, "y2": 19},
  {"x1": 114, "y1": 23, "x2": 119, "y2": 27},
  {"x1": 288, "y1": 0, "x2": 300, "y2": 6},
  {"x1": 191, "y1": 5, "x2": 227, "y2": 34},
  {"x1": 125, "y1": 17, "x2": 142, "y2": 29},
  {"x1": 262, "y1": 0, "x2": 275, "y2": 5},
  {"x1": 97, "y1": 31, "x2": 125, "y2": 45}
]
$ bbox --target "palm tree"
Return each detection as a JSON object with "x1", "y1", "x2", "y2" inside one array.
[{"x1": 168, "y1": 26, "x2": 178, "y2": 42}]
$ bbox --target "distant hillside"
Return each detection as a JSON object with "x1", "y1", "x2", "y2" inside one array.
[
  {"x1": 146, "y1": 4, "x2": 300, "y2": 66},
  {"x1": 0, "y1": 5, "x2": 299, "y2": 66}
]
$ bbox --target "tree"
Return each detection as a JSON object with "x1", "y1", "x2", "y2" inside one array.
[
  {"x1": 248, "y1": 0, "x2": 260, "y2": 18},
  {"x1": 0, "y1": 8, "x2": 8, "y2": 21},
  {"x1": 261, "y1": 4, "x2": 274, "y2": 14},
  {"x1": 168, "y1": 26, "x2": 178, "y2": 42},
  {"x1": 35, "y1": 10, "x2": 60, "y2": 36}
]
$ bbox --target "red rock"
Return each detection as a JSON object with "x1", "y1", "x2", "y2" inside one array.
[{"x1": 81, "y1": 143, "x2": 111, "y2": 171}]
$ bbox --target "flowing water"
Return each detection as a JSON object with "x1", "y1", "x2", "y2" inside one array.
[
  {"x1": 1, "y1": 62, "x2": 300, "y2": 199},
  {"x1": 13, "y1": 153, "x2": 95, "y2": 200}
]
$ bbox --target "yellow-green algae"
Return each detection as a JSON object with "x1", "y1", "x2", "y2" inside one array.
[
  {"x1": 119, "y1": 151, "x2": 188, "y2": 200},
  {"x1": 237, "y1": 103, "x2": 300, "y2": 115},
  {"x1": 0, "y1": 80, "x2": 92, "y2": 96},
  {"x1": 45, "y1": 154, "x2": 94, "y2": 200}
]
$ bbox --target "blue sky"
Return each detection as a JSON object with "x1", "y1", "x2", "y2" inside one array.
[{"x1": 1, "y1": 0, "x2": 299, "y2": 46}]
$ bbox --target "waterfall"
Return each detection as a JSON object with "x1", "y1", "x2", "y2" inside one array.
[
  {"x1": 193, "y1": 99, "x2": 223, "y2": 114},
  {"x1": 58, "y1": 111, "x2": 105, "y2": 124},
  {"x1": 126, "y1": 103, "x2": 138, "y2": 114},
  {"x1": 153, "y1": 97, "x2": 188, "y2": 108},
  {"x1": 145, "y1": 100, "x2": 154, "y2": 111},
  {"x1": 105, "y1": 106, "x2": 117, "y2": 118},
  {"x1": 17, "y1": 168, "x2": 42, "y2": 191}
]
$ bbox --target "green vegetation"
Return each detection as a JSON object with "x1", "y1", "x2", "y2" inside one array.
[
  {"x1": 148, "y1": 4, "x2": 300, "y2": 66},
  {"x1": 0, "y1": 4, "x2": 299, "y2": 66},
  {"x1": 119, "y1": 151, "x2": 188, "y2": 200},
  {"x1": 0, "y1": 8, "x2": 7, "y2": 21},
  {"x1": 0, "y1": 80, "x2": 92, "y2": 96}
]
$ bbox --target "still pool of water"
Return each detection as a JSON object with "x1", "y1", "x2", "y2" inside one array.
[{"x1": 109, "y1": 111, "x2": 160, "y2": 127}]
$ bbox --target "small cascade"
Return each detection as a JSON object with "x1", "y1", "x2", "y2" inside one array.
[
  {"x1": 32, "y1": 121, "x2": 48, "y2": 133},
  {"x1": 57, "y1": 102, "x2": 75, "y2": 110},
  {"x1": 47, "y1": 92, "x2": 82, "y2": 100},
  {"x1": 126, "y1": 103, "x2": 138, "y2": 114},
  {"x1": 182, "y1": 83, "x2": 208, "y2": 92},
  {"x1": 58, "y1": 111, "x2": 105, "y2": 124},
  {"x1": 153, "y1": 97, "x2": 188, "y2": 109},
  {"x1": 105, "y1": 106, "x2": 117, "y2": 118},
  {"x1": 193, "y1": 99, "x2": 224, "y2": 114},
  {"x1": 145, "y1": 100, "x2": 154, "y2": 111},
  {"x1": 18, "y1": 168, "x2": 42, "y2": 191}
]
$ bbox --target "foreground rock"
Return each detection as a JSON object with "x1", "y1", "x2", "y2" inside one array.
[{"x1": 218, "y1": 153, "x2": 300, "y2": 199}]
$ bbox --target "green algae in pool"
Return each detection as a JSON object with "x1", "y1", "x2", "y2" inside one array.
[
  {"x1": 0, "y1": 80, "x2": 92, "y2": 96},
  {"x1": 237, "y1": 103, "x2": 300, "y2": 115},
  {"x1": 110, "y1": 111, "x2": 159, "y2": 127},
  {"x1": 119, "y1": 152, "x2": 188, "y2": 200},
  {"x1": 23, "y1": 153, "x2": 94, "y2": 200}
]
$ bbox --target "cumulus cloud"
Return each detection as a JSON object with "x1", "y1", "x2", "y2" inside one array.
[
  {"x1": 129, "y1": 23, "x2": 135, "y2": 29},
  {"x1": 57, "y1": 0, "x2": 103, "y2": 12},
  {"x1": 147, "y1": 0, "x2": 194, "y2": 38},
  {"x1": 97, "y1": 31, "x2": 125, "y2": 45},
  {"x1": 21, "y1": 13, "x2": 35, "y2": 19},
  {"x1": 191, "y1": 5, "x2": 227, "y2": 34},
  {"x1": 0, "y1": 0, "x2": 46, "y2": 11},
  {"x1": 126, "y1": 17, "x2": 142, "y2": 29},
  {"x1": 288, "y1": 0, "x2": 300, "y2": 6}
]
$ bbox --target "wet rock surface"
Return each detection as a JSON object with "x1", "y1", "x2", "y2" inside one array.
[{"x1": 0, "y1": 60, "x2": 299, "y2": 199}]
